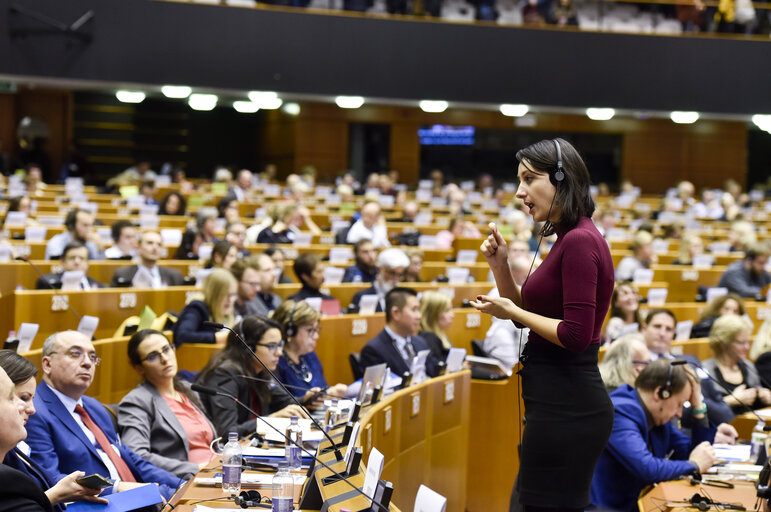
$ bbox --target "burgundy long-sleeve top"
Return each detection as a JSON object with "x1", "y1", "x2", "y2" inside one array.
[{"x1": 521, "y1": 217, "x2": 615, "y2": 353}]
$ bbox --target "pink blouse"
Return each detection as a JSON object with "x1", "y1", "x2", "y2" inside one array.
[{"x1": 163, "y1": 393, "x2": 215, "y2": 464}]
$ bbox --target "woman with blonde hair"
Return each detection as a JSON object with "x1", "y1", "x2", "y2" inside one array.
[
  {"x1": 172, "y1": 268, "x2": 237, "y2": 346},
  {"x1": 598, "y1": 334, "x2": 650, "y2": 392},
  {"x1": 691, "y1": 293, "x2": 746, "y2": 338},
  {"x1": 673, "y1": 233, "x2": 705, "y2": 265},
  {"x1": 703, "y1": 314, "x2": 771, "y2": 413},
  {"x1": 419, "y1": 290, "x2": 455, "y2": 361}
]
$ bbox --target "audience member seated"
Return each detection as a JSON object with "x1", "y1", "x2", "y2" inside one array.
[
  {"x1": 106, "y1": 160, "x2": 156, "y2": 188},
  {"x1": 272, "y1": 300, "x2": 347, "y2": 403},
  {"x1": 196, "y1": 209, "x2": 219, "y2": 244},
  {"x1": 111, "y1": 231, "x2": 185, "y2": 288},
  {"x1": 229, "y1": 169, "x2": 254, "y2": 202},
  {"x1": 172, "y1": 269, "x2": 237, "y2": 347},
  {"x1": 0, "y1": 350, "x2": 105, "y2": 510},
  {"x1": 103, "y1": 220, "x2": 137, "y2": 260},
  {"x1": 225, "y1": 221, "x2": 249, "y2": 257},
  {"x1": 196, "y1": 316, "x2": 307, "y2": 437},
  {"x1": 604, "y1": 283, "x2": 642, "y2": 343},
  {"x1": 418, "y1": 290, "x2": 456, "y2": 361},
  {"x1": 231, "y1": 256, "x2": 264, "y2": 320},
  {"x1": 403, "y1": 249, "x2": 424, "y2": 283},
  {"x1": 287, "y1": 253, "x2": 335, "y2": 302},
  {"x1": 217, "y1": 196, "x2": 240, "y2": 225},
  {"x1": 342, "y1": 239, "x2": 378, "y2": 284},
  {"x1": 36, "y1": 242, "x2": 104, "y2": 290},
  {"x1": 158, "y1": 191, "x2": 186, "y2": 216},
  {"x1": 346, "y1": 201, "x2": 390, "y2": 248},
  {"x1": 548, "y1": 0, "x2": 578, "y2": 25},
  {"x1": 25, "y1": 331, "x2": 184, "y2": 500},
  {"x1": 205, "y1": 240, "x2": 238, "y2": 271},
  {"x1": 615, "y1": 230, "x2": 654, "y2": 282},
  {"x1": 139, "y1": 181, "x2": 157, "y2": 206},
  {"x1": 435, "y1": 216, "x2": 482, "y2": 250},
  {"x1": 174, "y1": 228, "x2": 203, "y2": 260},
  {"x1": 752, "y1": 317, "x2": 771, "y2": 386},
  {"x1": 702, "y1": 314, "x2": 771, "y2": 414},
  {"x1": 598, "y1": 334, "x2": 651, "y2": 392},
  {"x1": 691, "y1": 292, "x2": 746, "y2": 338},
  {"x1": 718, "y1": 243, "x2": 771, "y2": 299},
  {"x1": 3, "y1": 196, "x2": 39, "y2": 226},
  {"x1": 350, "y1": 248, "x2": 409, "y2": 313},
  {"x1": 642, "y1": 308, "x2": 734, "y2": 425},
  {"x1": 44, "y1": 208, "x2": 102, "y2": 261},
  {"x1": 360, "y1": 287, "x2": 439, "y2": 379},
  {"x1": 257, "y1": 203, "x2": 320, "y2": 244},
  {"x1": 591, "y1": 359, "x2": 735, "y2": 512},
  {"x1": 254, "y1": 253, "x2": 283, "y2": 315},
  {"x1": 118, "y1": 330, "x2": 215, "y2": 479},
  {"x1": 264, "y1": 246, "x2": 292, "y2": 284},
  {"x1": 672, "y1": 233, "x2": 705, "y2": 265},
  {"x1": 0, "y1": 364, "x2": 55, "y2": 512}
]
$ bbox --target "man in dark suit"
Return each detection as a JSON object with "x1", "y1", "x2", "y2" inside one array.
[
  {"x1": 25, "y1": 330, "x2": 184, "y2": 500},
  {"x1": 360, "y1": 287, "x2": 438, "y2": 378},
  {"x1": 35, "y1": 242, "x2": 105, "y2": 290},
  {"x1": 110, "y1": 231, "x2": 185, "y2": 288},
  {"x1": 0, "y1": 364, "x2": 55, "y2": 512},
  {"x1": 342, "y1": 239, "x2": 378, "y2": 284}
]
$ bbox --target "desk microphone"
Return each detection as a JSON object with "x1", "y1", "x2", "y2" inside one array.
[
  {"x1": 238, "y1": 375, "x2": 347, "y2": 400},
  {"x1": 690, "y1": 360, "x2": 771, "y2": 432},
  {"x1": 190, "y1": 383, "x2": 390, "y2": 512},
  {"x1": 201, "y1": 321, "x2": 344, "y2": 462},
  {"x1": 16, "y1": 256, "x2": 83, "y2": 321}
]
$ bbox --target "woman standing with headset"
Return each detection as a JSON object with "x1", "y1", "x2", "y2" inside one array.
[{"x1": 471, "y1": 139, "x2": 615, "y2": 512}]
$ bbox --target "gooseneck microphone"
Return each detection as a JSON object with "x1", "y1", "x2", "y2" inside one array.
[
  {"x1": 190, "y1": 383, "x2": 390, "y2": 512},
  {"x1": 16, "y1": 256, "x2": 83, "y2": 321},
  {"x1": 201, "y1": 321, "x2": 345, "y2": 462},
  {"x1": 238, "y1": 375, "x2": 347, "y2": 400}
]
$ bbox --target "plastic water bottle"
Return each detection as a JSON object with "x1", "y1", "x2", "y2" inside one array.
[
  {"x1": 272, "y1": 461, "x2": 294, "y2": 512},
  {"x1": 752, "y1": 419, "x2": 767, "y2": 463},
  {"x1": 222, "y1": 432, "x2": 242, "y2": 494},
  {"x1": 324, "y1": 398, "x2": 340, "y2": 432},
  {"x1": 285, "y1": 415, "x2": 303, "y2": 470}
]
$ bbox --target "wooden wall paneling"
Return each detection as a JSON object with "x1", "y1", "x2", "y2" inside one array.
[
  {"x1": 294, "y1": 105, "x2": 348, "y2": 180},
  {"x1": 0, "y1": 94, "x2": 16, "y2": 168},
  {"x1": 16, "y1": 88, "x2": 73, "y2": 182}
]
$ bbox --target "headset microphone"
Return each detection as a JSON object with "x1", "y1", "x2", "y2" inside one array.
[{"x1": 552, "y1": 139, "x2": 565, "y2": 184}]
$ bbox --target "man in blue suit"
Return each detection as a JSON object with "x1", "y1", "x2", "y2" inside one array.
[
  {"x1": 25, "y1": 330, "x2": 184, "y2": 500},
  {"x1": 360, "y1": 287, "x2": 439, "y2": 378}
]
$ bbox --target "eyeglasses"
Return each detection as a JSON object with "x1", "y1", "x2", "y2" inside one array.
[
  {"x1": 50, "y1": 348, "x2": 101, "y2": 366},
  {"x1": 141, "y1": 344, "x2": 174, "y2": 364},
  {"x1": 242, "y1": 281, "x2": 261, "y2": 288},
  {"x1": 632, "y1": 360, "x2": 650, "y2": 367},
  {"x1": 302, "y1": 325, "x2": 321, "y2": 336},
  {"x1": 257, "y1": 340, "x2": 285, "y2": 354}
]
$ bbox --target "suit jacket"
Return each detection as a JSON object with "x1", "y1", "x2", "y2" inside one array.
[
  {"x1": 25, "y1": 381, "x2": 184, "y2": 500},
  {"x1": 4, "y1": 448, "x2": 63, "y2": 512},
  {"x1": 360, "y1": 329, "x2": 438, "y2": 378},
  {"x1": 35, "y1": 273, "x2": 104, "y2": 290},
  {"x1": 118, "y1": 381, "x2": 215, "y2": 478},
  {"x1": 110, "y1": 265, "x2": 185, "y2": 288},
  {"x1": 171, "y1": 300, "x2": 216, "y2": 346},
  {"x1": 0, "y1": 464, "x2": 53, "y2": 512},
  {"x1": 196, "y1": 364, "x2": 295, "y2": 438},
  {"x1": 591, "y1": 384, "x2": 714, "y2": 512},
  {"x1": 350, "y1": 286, "x2": 384, "y2": 313}
]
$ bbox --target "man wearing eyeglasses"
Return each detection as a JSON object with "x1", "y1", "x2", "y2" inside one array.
[
  {"x1": 25, "y1": 330, "x2": 184, "y2": 501},
  {"x1": 349, "y1": 248, "x2": 409, "y2": 313}
]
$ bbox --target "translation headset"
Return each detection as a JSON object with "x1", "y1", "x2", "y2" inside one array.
[
  {"x1": 234, "y1": 490, "x2": 272, "y2": 509},
  {"x1": 551, "y1": 139, "x2": 565, "y2": 185},
  {"x1": 658, "y1": 360, "x2": 688, "y2": 400},
  {"x1": 285, "y1": 300, "x2": 299, "y2": 338},
  {"x1": 689, "y1": 493, "x2": 745, "y2": 511}
]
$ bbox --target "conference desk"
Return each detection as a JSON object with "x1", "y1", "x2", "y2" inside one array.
[
  {"x1": 171, "y1": 371, "x2": 471, "y2": 512},
  {"x1": 638, "y1": 477, "x2": 759, "y2": 512}
]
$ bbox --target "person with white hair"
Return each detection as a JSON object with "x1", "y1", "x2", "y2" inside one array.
[
  {"x1": 346, "y1": 201, "x2": 391, "y2": 248},
  {"x1": 349, "y1": 248, "x2": 409, "y2": 313}
]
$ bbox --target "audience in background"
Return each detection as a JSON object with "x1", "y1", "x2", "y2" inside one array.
[
  {"x1": 229, "y1": 169, "x2": 254, "y2": 202},
  {"x1": 350, "y1": 248, "x2": 409, "y2": 313},
  {"x1": 418, "y1": 290, "x2": 455, "y2": 361},
  {"x1": 111, "y1": 230, "x2": 185, "y2": 288},
  {"x1": 225, "y1": 221, "x2": 249, "y2": 256},
  {"x1": 231, "y1": 256, "x2": 264, "y2": 319},
  {"x1": 691, "y1": 293, "x2": 746, "y2": 338},
  {"x1": 158, "y1": 191, "x2": 186, "y2": 216},
  {"x1": 104, "y1": 220, "x2": 138, "y2": 260},
  {"x1": 264, "y1": 246, "x2": 293, "y2": 284},
  {"x1": 36, "y1": 242, "x2": 104, "y2": 290},
  {"x1": 196, "y1": 316, "x2": 307, "y2": 437},
  {"x1": 347, "y1": 201, "x2": 390, "y2": 248},
  {"x1": 342, "y1": 239, "x2": 378, "y2": 284},
  {"x1": 253, "y1": 253, "x2": 283, "y2": 315},
  {"x1": 435, "y1": 216, "x2": 482, "y2": 249},
  {"x1": 119, "y1": 330, "x2": 214, "y2": 478},
  {"x1": 598, "y1": 334, "x2": 650, "y2": 392},
  {"x1": 173, "y1": 269, "x2": 237, "y2": 346},
  {"x1": 174, "y1": 228, "x2": 203, "y2": 260},
  {"x1": 272, "y1": 300, "x2": 348, "y2": 403},
  {"x1": 604, "y1": 283, "x2": 642, "y2": 343},
  {"x1": 672, "y1": 233, "x2": 705, "y2": 265},
  {"x1": 45, "y1": 208, "x2": 102, "y2": 261},
  {"x1": 288, "y1": 253, "x2": 334, "y2": 302},
  {"x1": 257, "y1": 203, "x2": 320, "y2": 244},
  {"x1": 205, "y1": 240, "x2": 238, "y2": 270},
  {"x1": 403, "y1": 249, "x2": 424, "y2": 282},
  {"x1": 196, "y1": 209, "x2": 219, "y2": 244},
  {"x1": 718, "y1": 243, "x2": 771, "y2": 298},
  {"x1": 615, "y1": 230, "x2": 655, "y2": 281}
]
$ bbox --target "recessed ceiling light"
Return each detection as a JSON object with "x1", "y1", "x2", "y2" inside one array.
[
  {"x1": 115, "y1": 90, "x2": 145, "y2": 103},
  {"x1": 188, "y1": 93, "x2": 218, "y2": 111},
  {"x1": 670, "y1": 111, "x2": 699, "y2": 124},
  {"x1": 233, "y1": 101, "x2": 259, "y2": 113},
  {"x1": 161, "y1": 85, "x2": 192, "y2": 99},
  {"x1": 500, "y1": 104, "x2": 529, "y2": 117},
  {"x1": 335, "y1": 96, "x2": 365, "y2": 109},
  {"x1": 282, "y1": 103, "x2": 301, "y2": 116},
  {"x1": 586, "y1": 108, "x2": 615, "y2": 121},
  {"x1": 419, "y1": 100, "x2": 448, "y2": 113}
]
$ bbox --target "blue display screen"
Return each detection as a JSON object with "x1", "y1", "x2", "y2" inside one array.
[{"x1": 418, "y1": 125, "x2": 475, "y2": 145}]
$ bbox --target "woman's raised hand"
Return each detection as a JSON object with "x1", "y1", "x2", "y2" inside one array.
[{"x1": 480, "y1": 222, "x2": 509, "y2": 272}]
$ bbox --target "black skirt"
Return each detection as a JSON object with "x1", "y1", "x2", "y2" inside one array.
[{"x1": 517, "y1": 342, "x2": 613, "y2": 509}]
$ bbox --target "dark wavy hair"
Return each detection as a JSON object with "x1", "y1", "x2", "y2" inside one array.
[
  {"x1": 0, "y1": 350, "x2": 38, "y2": 385},
  {"x1": 516, "y1": 138, "x2": 595, "y2": 237}
]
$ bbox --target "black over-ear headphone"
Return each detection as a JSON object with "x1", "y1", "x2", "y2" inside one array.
[
  {"x1": 689, "y1": 493, "x2": 745, "y2": 511},
  {"x1": 285, "y1": 300, "x2": 299, "y2": 338},
  {"x1": 551, "y1": 139, "x2": 565, "y2": 186},
  {"x1": 64, "y1": 209, "x2": 79, "y2": 231},
  {"x1": 658, "y1": 360, "x2": 687, "y2": 400},
  {"x1": 234, "y1": 490, "x2": 271, "y2": 509}
]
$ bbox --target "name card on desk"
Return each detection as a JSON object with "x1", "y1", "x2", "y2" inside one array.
[
  {"x1": 17, "y1": 323, "x2": 39, "y2": 353},
  {"x1": 675, "y1": 320, "x2": 693, "y2": 341},
  {"x1": 24, "y1": 226, "x2": 47, "y2": 242},
  {"x1": 4, "y1": 211, "x2": 27, "y2": 227},
  {"x1": 410, "y1": 350, "x2": 430, "y2": 384},
  {"x1": 632, "y1": 268, "x2": 654, "y2": 285},
  {"x1": 358, "y1": 295, "x2": 379, "y2": 316},
  {"x1": 414, "y1": 484, "x2": 448, "y2": 512},
  {"x1": 447, "y1": 267, "x2": 470, "y2": 285},
  {"x1": 61, "y1": 271, "x2": 84, "y2": 291},
  {"x1": 323, "y1": 266, "x2": 344, "y2": 285},
  {"x1": 445, "y1": 348, "x2": 466, "y2": 373},
  {"x1": 344, "y1": 422, "x2": 361, "y2": 467},
  {"x1": 293, "y1": 233, "x2": 312, "y2": 247},
  {"x1": 198, "y1": 244, "x2": 213, "y2": 263},
  {"x1": 693, "y1": 254, "x2": 714, "y2": 269},
  {"x1": 418, "y1": 235, "x2": 437, "y2": 249},
  {"x1": 362, "y1": 447, "x2": 385, "y2": 500},
  {"x1": 706, "y1": 287, "x2": 728, "y2": 303},
  {"x1": 329, "y1": 247, "x2": 353, "y2": 264},
  {"x1": 139, "y1": 215, "x2": 159, "y2": 230},
  {"x1": 646, "y1": 288, "x2": 668, "y2": 307},
  {"x1": 304, "y1": 297, "x2": 322, "y2": 312},
  {"x1": 78, "y1": 316, "x2": 100, "y2": 340},
  {"x1": 456, "y1": 250, "x2": 478, "y2": 265}
]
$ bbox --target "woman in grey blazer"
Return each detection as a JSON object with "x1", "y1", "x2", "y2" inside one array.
[{"x1": 118, "y1": 330, "x2": 216, "y2": 478}]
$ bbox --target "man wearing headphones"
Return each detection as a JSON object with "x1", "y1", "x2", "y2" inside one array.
[
  {"x1": 45, "y1": 208, "x2": 103, "y2": 261},
  {"x1": 591, "y1": 359, "x2": 736, "y2": 512}
]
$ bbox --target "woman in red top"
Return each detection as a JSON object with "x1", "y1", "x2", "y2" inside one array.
[{"x1": 472, "y1": 139, "x2": 615, "y2": 511}]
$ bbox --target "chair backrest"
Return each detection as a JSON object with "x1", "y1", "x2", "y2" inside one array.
[
  {"x1": 335, "y1": 226, "x2": 352, "y2": 245},
  {"x1": 349, "y1": 352, "x2": 364, "y2": 381},
  {"x1": 471, "y1": 339, "x2": 489, "y2": 358}
]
